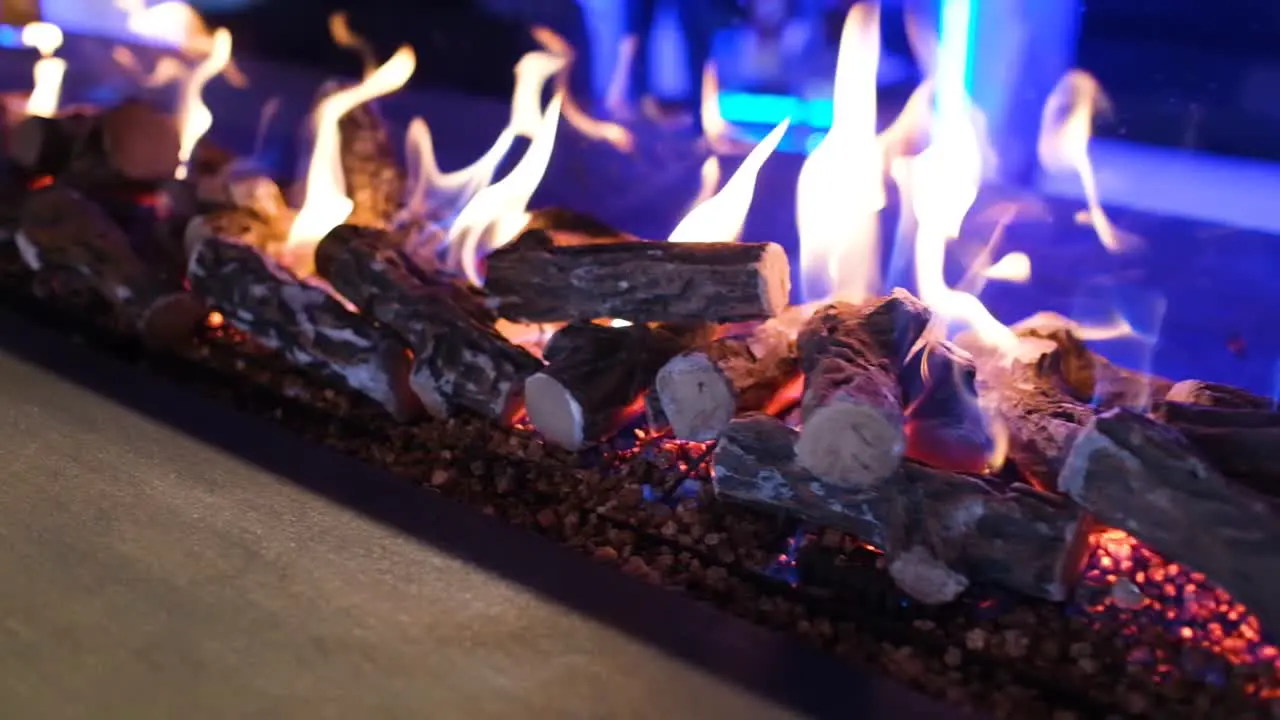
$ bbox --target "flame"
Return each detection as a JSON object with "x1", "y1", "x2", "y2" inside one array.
[
  {"x1": 401, "y1": 50, "x2": 563, "y2": 240},
  {"x1": 532, "y1": 26, "x2": 633, "y2": 153},
  {"x1": 795, "y1": 2, "x2": 883, "y2": 302},
  {"x1": 982, "y1": 251, "x2": 1030, "y2": 282},
  {"x1": 21, "y1": 22, "x2": 65, "y2": 118},
  {"x1": 448, "y1": 94, "x2": 564, "y2": 285},
  {"x1": 668, "y1": 118, "x2": 789, "y2": 244},
  {"x1": 1038, "y1": 70, "x2": 1134, "y2": 253},
  {"x1": 174, "y1": 27, "x2": 232, "y2": 180},
  {"x1": 510, "y1": 51, "x2": 567, "y2": 140},
  {"x1": 329, "y1": 11, "x2": 378, "y2": 77},
  {"x1": 893, "y1": 0, "x2": 1017, "y2": 352},
  {"x1": 115, "y1": 0, "x2": 248, "y2": 87},
  {"x1": 285, "y1": 45, "x2": 417, "y2": 272}
]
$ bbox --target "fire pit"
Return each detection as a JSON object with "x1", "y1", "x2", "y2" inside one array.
[{"x1": 1, "y1": 4, "x2": 1278, "y2": 719}]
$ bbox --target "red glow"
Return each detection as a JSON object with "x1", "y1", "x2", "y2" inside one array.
[
  {"x1": 28, "y1": 175, "x2": 53, "y2": 190},
  {"x1": 762, "y1": 373, "x2": 804, "y2": 417}
]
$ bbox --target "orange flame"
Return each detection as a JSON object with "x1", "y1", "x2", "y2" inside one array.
[
  {"x1": 174, "y1": 27, "x2": 232, "y2": 180},
  {"x1": 329, "y1": 11, "x2": 378, "y2": 77},
  {"x1": 795, "y1": 2, "x2": 883, "y2": 302},
  {"x1": 668, "y1": 118, "x2": 789, "y2": 244},
  {"x1": 21, "y1": 22, "x2": 65, "y2": 118},
  {"x1": 532, "y1": 26, "x2": 633, "y2": 153},
  {"x1": 285, "y1": 45, "x2": 417, "y2": 273},
  {"x1": 1038, "y1": 70, "x2": 1136, "y2": 253}
]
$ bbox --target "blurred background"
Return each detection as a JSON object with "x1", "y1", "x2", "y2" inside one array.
[{"x1": 31, "y1": 0, "x2": 1280, "y2": 163}]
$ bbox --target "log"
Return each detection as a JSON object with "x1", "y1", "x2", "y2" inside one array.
[
  {"x1": 653, "y1": 319, "x2": 799, "y2": 441},
  {"x1": 17, "y1": 184, "x2": 203, "y2": 346},
  {"x1": 187, "y1": 234, "x2": 422, "y2": 421},
  {"x1": 958, "y1": 331, "x2": 1094, "y2": 491},
  {"x1": 1011, "y1": 311, "x2": 1172, "y2": 410},
  {"x1": 794, "y1": 290, "x2": 932, "y2": 489},
  {"x1": 901, "y1": 339, "x2": 994, "y2": 474},
  {"x1": 525, "y1": 322, "x2": 705, "y2": 450},
  {"x1": 714, "y1": 414, "x2": 1088, "y2": 602},
  {"x1": 185, "y1": 207, "x2": 285, "y2": 261},
  {"x1": 9, "y1": 100, "x2": 180, "y2": 187},
  {"x1": 1151, "y1": 396, "x2": 1280, "y2": 489},
  {"x1": 1164, "y1": 379, "x2": 1272, "y2": 411},
  {"x1": 1058, "y1": 408, "x2": 1280, "y2": 633},
  {"x1": 483, "y1": 229, "x2": 791, "y2": 324},
  {"x1": 314, "y1": 225, "x2": 541, "y2": 422}
]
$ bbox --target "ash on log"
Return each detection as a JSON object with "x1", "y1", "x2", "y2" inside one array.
[
  {"x1": 315, "y1": 225, "x2": 540, "y2": 422},
  {"x1": 652, "y1": 319, "x2": 798, "y2": 441},
  {"x1": 794, "y1": 290, "x2": 932, "y2": 488},
  {"x1": 187, "y1": 235, "x2": 422, "y2": 421},
  {"x1": 184, "y1": 207, "x2": 285, "y2": 263},
  {"x1": 1059, "y1": 408, "x2": 1280, "y2": 633},
  {"x1": 901, "y1": 339, "x2": 994, "y2": 475},
  {"x1": 17, "y1": 184, "x2": 203, "y2": 346},
  {"x1": 483, "y1": 229, "x2": 791, "y2": 324},
  {"x1": 525, "y1": 322, "x2": 706, "y2": 450},
  {"x1": 714, "y1": 414, "x2": 1087, "y2": 602}
]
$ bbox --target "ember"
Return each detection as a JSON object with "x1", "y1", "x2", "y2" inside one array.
[{"x1": 0, "y1": 2, "x2": 1277, "y2": 718}]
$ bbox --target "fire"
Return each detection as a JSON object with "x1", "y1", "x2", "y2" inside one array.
[
  {"x1": 447, "y1": 93, "x2": 564, "y2": 285},
  {"x1": 1038, "y1": 70, "x2": 1135, "y2": 253},
  {"x1": 174, "y1": 27, "x2": 232, "y2": 180},
  {"x1": 668, "y1": 118, "x2": 789, "y2": 245},
  {"x1": 531, "y1": 26, "x2": 633, "y2": 153},
  {"x1": 795, "y1": 2, "x2": 884, "y2": 303},
  {"x1": 285, "y1": 45, "x2": 417, "y2": 273},
  {"x1": 1083, "y1": 529, "x2": 1279, "y2": 671},
  {"x1": 402, "y1": 50, "x2": 562, "y2": 231},
  {"x1": 115, "y1": 0, "x2": 248, "y2": 87},
  {"x1": 21, "y1": 22, "x2": 66, "y2": 118},
  {"x1": 329, "y1": 11, "x2": 378, "y2": 77}
]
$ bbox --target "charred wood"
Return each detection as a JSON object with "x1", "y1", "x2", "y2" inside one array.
[
  {"x1": 794, "y1": 290, "x2": 932, "y2": 489},
  {"x1": 10, "y1": 100, "x2": 180, "y2": 188},
  {"x1": 314, "y1": 225, "x2": 539, "y2": 422},
  {"x1": 525, "y1": 322, "x2": 704, "y2": 450},
  {"x1": 714, "y1": 414, "x2": 1087, "y2": 602},
  {"x1": 901, "y1": 338, "x2": 994, "y2": 474},
  {"x1": 17, "y1": 184, "x2": 202, "y2": 346},
  {"x1": 1059, "y1": 408, "x2": 1280, "y2": 633},
  {"x1": 653, "y1": 319, "x2": 798, "y2": 441},
  {"x1": 483, "y1": 229, "x2": 791, "y2": 324},
  {"x1": 187, "y1": 234, "x2": 421, "y2": 421}
]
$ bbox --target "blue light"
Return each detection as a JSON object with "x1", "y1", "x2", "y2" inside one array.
[
  {"x1": 0, "y1": 25, "x2": 23, "y2": 49},
  {"x1": 717, "y1": 92, "x2": 834, "y2": 131}
]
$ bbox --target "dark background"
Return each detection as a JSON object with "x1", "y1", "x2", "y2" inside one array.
[{"x1": 199, "y1": 0, "x2": 1280, "y2": 161}]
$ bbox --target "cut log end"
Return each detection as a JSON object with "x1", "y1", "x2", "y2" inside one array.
[
  {"x1": 796, "y1": 400, "x2": 903, "y2": 488},
  {"x1": 654, "y1": 353, "x2": 735, "y2": 442},
  {"x1": 525, "y1": 372, "x2": 586, "y2": 451},
  {"x1": 757, "y1": 243, "x2": 791, "y2": 318},
  {"x1": 138, "y1": 291, "x2": 206, "y2": 348}
]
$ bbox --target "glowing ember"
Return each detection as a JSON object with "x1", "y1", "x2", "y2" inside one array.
[
  {"x1": 21, "y1": 22, "x2": 66, "y2": 118},
  {"x1": 286, "y1": 45, "x2": 417, "y2": 273},
  {"x1": 174, "y1": 27, "x2": 232, "y2": 180},
  {"x1": 795, "y1": 2, "x2": 883, "y2": 303},
  {"x1": 667, "y1": 118, "x2": 789, "y2": 245},
  {"x1": 1082, "y1": 529, "x2": 1278, "y2": 673}
]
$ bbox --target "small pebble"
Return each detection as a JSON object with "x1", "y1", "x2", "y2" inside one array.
[{"x1": 1110, "y1": 577, "x2": 1145, "y2": 610}]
